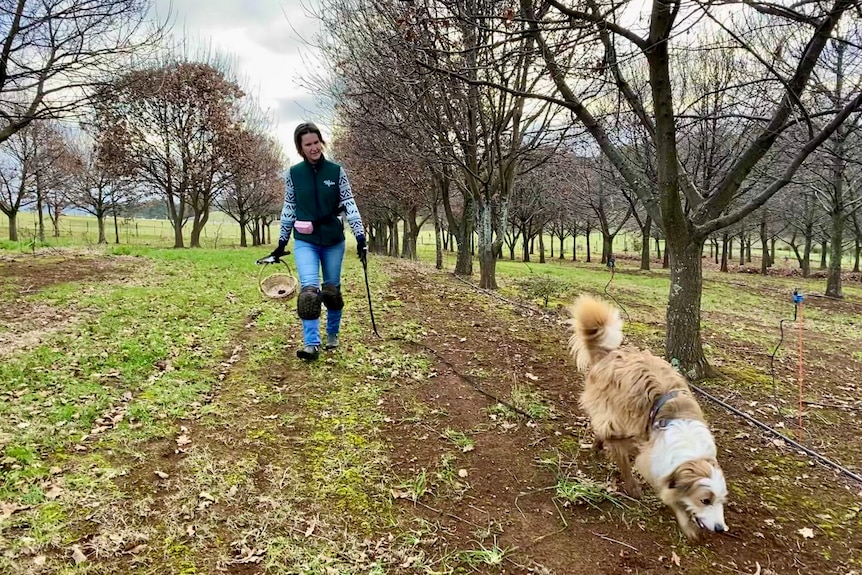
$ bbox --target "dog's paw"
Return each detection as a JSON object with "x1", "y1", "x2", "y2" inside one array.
[
  {"x1": 622, "y1": 481, "x2": 643, "y2": 499},
  {"x1": 679, "y1": 520, "x2": 701, "y2": 541}
]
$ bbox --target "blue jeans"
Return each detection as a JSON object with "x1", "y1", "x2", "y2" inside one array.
[{"x1": 293, "y1": 238, "x2": 345, "y2": 346}]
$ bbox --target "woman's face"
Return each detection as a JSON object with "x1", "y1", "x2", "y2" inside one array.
[{"x1": 300, "y1": 133, "x2": 323, "y2": 162}]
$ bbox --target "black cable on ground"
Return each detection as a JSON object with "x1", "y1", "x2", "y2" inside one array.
[
  {"x1": 690, "y1": 382, "x2": 862, "y2": 486},
  {"x1": 394, "y1": 337, "x2": 536, "y2": 420},
  {"x1": 445, "y1": 272, "x2": 862, "y2": 487},
  {"x1": 768, "y1": 290, "x2": 802, "y2": 401},
  {"x1": 602, "y1": 258, "x2": 631, "y2": 322}
]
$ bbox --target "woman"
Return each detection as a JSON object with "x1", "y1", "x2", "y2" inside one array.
[{"x1": 264, "y1": 122, "x2": 366, "y2": 361}]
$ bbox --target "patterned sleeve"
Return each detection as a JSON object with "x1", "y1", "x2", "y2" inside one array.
[
  {"x1": 278, "y1": 170, "x2": 297, "y2": 243},
  {"x1": 338, "y1": 167, "x2": 366, "y2": 238}
]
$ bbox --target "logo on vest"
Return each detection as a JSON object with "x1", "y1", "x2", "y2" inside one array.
[{"x1": 323, "y1": 179, "x2": 336, "y2": 187}]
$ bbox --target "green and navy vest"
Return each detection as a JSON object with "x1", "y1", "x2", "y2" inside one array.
[{"x1": 290, "y1": 158, "x2": 345, "y2": 246}]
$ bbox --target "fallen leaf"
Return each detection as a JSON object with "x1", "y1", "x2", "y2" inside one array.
[
  {"x1": 461, "y1": 444, "x2": 474, "y2": 453},
  {"x1": 753, "y1": 561, "x2": 761, "y2": 575},
  {"x1": 33, "y1": 555, "x2": 47, "y2": 566},
  {"x1": 458, "y1": 469, "x2": 468, "y2": 478},
  {"x1": 154, "y1": 471, "x2": 169, "y2": 479},
  {"x1": 797, "y1": 527, "x2": 815, "y2": 539},
  {"x1": 232, "y1": 546, "x2": 265, "y2": 564},
  {"x1": 1, "y1": 501, "x2": 23, "y2": 519},
  {"x1": 71, "y1": 544, "x2": 87, "y2": 564},
  {"x1": 525, "y1": 372, "x2": 539, "y2": 381},
  {"x1": 186, "y1": 524, "x2": 196, "y2": 537},
  {"x1": 390, "y1": 489, "x2": 412, "y2": 499},
  {"x1": 176, "y1": 435, "x2": 191, "y2": 447},
  {"x1": 199, "y1": 491, "x2": 215, "y2": 502},
  {"x1": 227, "y1": 485, "x2": 238, "y2": 498},
  {"x1": 45, "y1": 485, "x2": 64, "y2": 500},
  {"x1": 671, "y1": 551, "x2": 681, "y2": 567},
  {"x1": 305, "y1": 519, "x2": 317, "y2": 537},
  {"x1": 49, "y1": 466, "x2": 62, "y2": 475},
  {"x1": 128, "y1": 544, "x2": 147, "y2": 554}
]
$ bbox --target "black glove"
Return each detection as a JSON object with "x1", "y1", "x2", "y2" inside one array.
[
  {"x1": 265, "y1": 240, "x2": 288, "y2": 263},
  {"x1": 356, "y1": 235, "x2": 367, "y2": 263}
]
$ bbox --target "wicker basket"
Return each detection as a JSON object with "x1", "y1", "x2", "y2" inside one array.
[{"x1": 258, "y1": 262, "x2": 298, "y2": 300}]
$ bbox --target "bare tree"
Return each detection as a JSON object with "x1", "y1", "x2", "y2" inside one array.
[
  {"x1": 510, "y1": 0, "x2": 862, "y2": 378},
  {"x1": 0, "y1": 0, "x2": 163, "y2": 144},
  {"x1": 65, "y1": 132, "x2": 137, "y2": 244},
  {"x1": 95, "y1": 59, "x2": 243, "y2": 248},
  {"x1": 217, "y1": 127, "x2": 283, "y2": 247}
]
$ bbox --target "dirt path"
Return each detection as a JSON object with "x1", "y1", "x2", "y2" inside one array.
[
  {"x1": 2, "y1": 252, "x2": 860, "y2": 574},
  {"x1": 379, "y1": 261, "x2": 862, "y2": 575}
]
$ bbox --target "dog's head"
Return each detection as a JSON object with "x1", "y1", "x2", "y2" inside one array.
[{"x1": 668, "y1": 458, "x2": 728, "y2": 533}]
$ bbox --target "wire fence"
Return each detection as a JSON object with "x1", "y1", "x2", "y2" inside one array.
[{"x1": 0, "y1": 215, "x2": 275, "y2": 250}]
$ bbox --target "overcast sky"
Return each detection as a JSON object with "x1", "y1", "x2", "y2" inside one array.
[{"x1": 153, "y1": 0, "x2": 330, "y2": 164}]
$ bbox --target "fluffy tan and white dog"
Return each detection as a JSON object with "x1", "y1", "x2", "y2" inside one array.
[{"x1": 567, "y1": 294, "x2": 728, "y2": 540}]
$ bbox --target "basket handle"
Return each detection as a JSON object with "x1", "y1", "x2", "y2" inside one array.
[{"x1": 257, "y1": 260, "x2": 296, "y2": 292}]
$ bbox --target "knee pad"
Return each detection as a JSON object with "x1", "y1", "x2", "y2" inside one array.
[
  {"x1": 320, "y1": 283, "x2": 344, "y2": 311},
  {"x1": 297, "y1": 286, "x2": 321, "y2": 319}
]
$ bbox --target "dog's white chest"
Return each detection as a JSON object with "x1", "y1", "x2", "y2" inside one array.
[{"x1": 649, "y1": 420, "x2": 717, "y2": 481}]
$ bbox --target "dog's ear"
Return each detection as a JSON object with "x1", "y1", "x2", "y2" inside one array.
[{"x1": 668, "y1": 460, "x2": 712, "y2": 493}]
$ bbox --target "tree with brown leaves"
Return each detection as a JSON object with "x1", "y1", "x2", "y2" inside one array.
[{"x1": 95, "y1": 60, "x2": 244, "y2": 248}]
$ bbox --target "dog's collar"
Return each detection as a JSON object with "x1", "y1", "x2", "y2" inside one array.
[{"x1": 649, "y1": 390, "x2": 681, "y2": 431}]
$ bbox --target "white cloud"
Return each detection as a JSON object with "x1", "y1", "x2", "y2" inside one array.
[{"x1": 152, "y1": 0, "x2": 331, "y2": 164}]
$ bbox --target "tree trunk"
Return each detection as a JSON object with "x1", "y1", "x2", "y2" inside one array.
[
  {"x1": 585, "y1": 231, "x2": 592, "y2": 263},
  {"x1": 36, "y1": 193, "x2": 45, "y2": 243},
  {"x1": 401, "y1": 218, "x2": 412, "y2": 259},
  {"x1": 854, "y1": 237, "x2": 860, "y2": 273},
  {"x1": 433, "y1": 208, "x2": 443, "y2": 270},
  {"x1": 539, "y1": 227, "x2": 546, "y2": 264},
  {"x1": 641, "y1": 215, "x2": 652, "y2": 271},
  {"x1": 745, "y1": 238, "x2": 752, "y2": 263},
  {"x1": 666, "y1": 240, "x2": 712, "y2": 380},
  {"x1": 6, "y1": 211, "x2": 18, "y2": 241},
  {"x1": 239, "y1": 222, "x2": 248, "y2": 248},
  {"x1": 50, "y1": 205, "x2": 61, "y2": 238},
  {"x1": 601, "y1": 232, "x2": 613, "y2": 264},
  {"x1": 656, "y1": 237, "x2": 662, "y2": 261},
  {"x1": 720, "y1": 233, "x2": 729, "y2": 272},
  {"x1": 760, "y1": 215, "x2": 769, "y2": 275},
  {"x1": 802, "y1": 233, "x2": 812, "y2": 277},
  {"x1": 558, "y1": 234, "x2": 565, "y2": 259},
  {"x1": 820, "y1": 239, "x2": 828, "y2": 270},
  {"x1": 770, "y1": 237, "x2": 776, "y2": 267},
  {"x1": 663, "y1": 245, "x2": 669, "y2": 269},
  {"x1": 825, "y1": 213, "x2": 844, "y2": 298},
  {"x1": 172, "y1": 217, "x2": 184, "y2": 249},
  {"x1": 572, "y1": 236, "x2": 578, "y2": 261},
  {"x1": 454, "y1": 220, "x2": 473, "y2": 276},
  {"x1": 477, "y1": 203, "x2": 497, "y2": 289},
  {"x1": 113, "y1": 209, "x2": 120, "y2": 244},
  {"x1": 97, "y1": 214, "x2": 107, "y2": 244},
  {"x1": 728, "y1": 237, "x2": 733, "y2": 261},
  {"x1": 190, "y1": 209, "x2": 209, "y2": 248},
  {"x1": 388, "y1": 221, "x2": 399, "y2": 257}
]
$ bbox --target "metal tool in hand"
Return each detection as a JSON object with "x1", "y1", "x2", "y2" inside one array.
[{"x1": 359, "y1": 248, "x2": 380, "y2": 338}]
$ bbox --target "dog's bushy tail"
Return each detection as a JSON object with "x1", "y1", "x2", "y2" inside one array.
[{"x1": 566, "y1": 294, "x2": 624, "y2": 371}]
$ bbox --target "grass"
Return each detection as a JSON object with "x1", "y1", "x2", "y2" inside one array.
[
  {"x1": 554, "y1": 475, "x2": 630, "y2": 510},
  {"x1": 2, "y1": 230, "x2": 861, "y2": 574}
]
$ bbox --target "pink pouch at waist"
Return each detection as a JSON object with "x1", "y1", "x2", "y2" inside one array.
[{"x1": 295, "y1": 220, "x2": 314, "y2": 234}]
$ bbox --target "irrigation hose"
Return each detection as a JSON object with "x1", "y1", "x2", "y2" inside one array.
[
  {"x1": 446, "y1": 272, "x2": 862, "y2": 487},
  {"x1": 690, "y1": 383, "x2": 862, "y2": 486}
]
